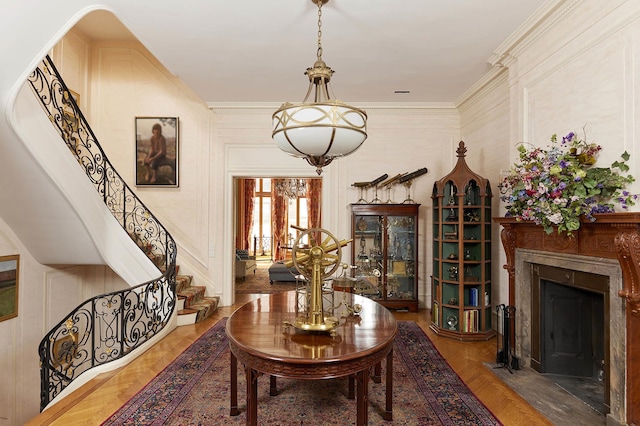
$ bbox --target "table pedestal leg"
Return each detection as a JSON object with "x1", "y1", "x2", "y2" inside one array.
[
  {"x1": 383, "y1": 348, "x2": 393, "y2": 421},
  {"x1": 373, "y1": 361, "x2": 382, "y2": 383},
  {"x1": 230, "y1": 352, "x2": 240, "y2": 416},
  {"x1": 270, "y1": 375, "x2": 278, "y2": 396},
  {"x1": 348, "y1": 375, "x2": 355, "y2": 399},
  {"x1": 355, "y1": 368, "x2": 370, "y2": 426},
  {"x1": 246, "y1": 367, "x2": 259, "y2": 426}
]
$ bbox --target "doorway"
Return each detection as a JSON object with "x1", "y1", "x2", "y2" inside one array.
[{"x1": 234, "y1": 177, "x2": 322, "y2": 293}]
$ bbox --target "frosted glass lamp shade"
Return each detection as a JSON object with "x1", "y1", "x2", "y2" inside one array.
[{"x1": 272, "y1": 101, "x2": 367, "y2": 174}]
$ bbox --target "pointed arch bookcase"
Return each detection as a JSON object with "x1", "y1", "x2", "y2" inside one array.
[{"x1": 430, "y1": 141, "x2": 495, "y2": 340}]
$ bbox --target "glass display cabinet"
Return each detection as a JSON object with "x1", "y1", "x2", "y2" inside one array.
[
  {"x1": 431, "y1": 141, "x2": 494, "y2": 340},
  {"x1": 350, "y1": 203, "x2": 419, "y2": 311}
]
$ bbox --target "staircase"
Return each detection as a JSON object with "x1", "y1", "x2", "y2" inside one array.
[
  {"x1": 28, "y1": 56, "x2": 221, "y2": 409},
  {"x1": 175, "y1": 273, "x2": 219, "y2": 326}
]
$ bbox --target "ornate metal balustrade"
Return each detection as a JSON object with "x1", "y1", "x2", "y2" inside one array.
[
  {"x1": 253, "y1": 235, "x2": 273, "y2": 260},
  {"x1": 27, "y1": 56, "x2": 177, "y2": 411}
]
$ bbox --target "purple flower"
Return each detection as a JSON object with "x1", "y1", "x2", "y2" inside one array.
[
  {"x1": 562, "y1": 132, "x2": 575, "y2": 144},
  {"x1": 590, "y1": 204, "x2": 614, "y2": 214}
]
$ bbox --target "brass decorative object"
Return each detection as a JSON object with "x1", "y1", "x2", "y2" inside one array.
[
  {"x1": 398, "y1": 167, "x2": 428, "y2": 204},
  {"x1": 283, "y1": 227, "x2": 352, "y2": 335}
]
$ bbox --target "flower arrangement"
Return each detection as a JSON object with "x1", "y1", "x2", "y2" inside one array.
[{"x1": 500, "y1": 131, "x2": 636, "y2": 236}]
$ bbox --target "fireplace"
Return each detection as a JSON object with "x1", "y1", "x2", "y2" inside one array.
[
  {"x1": 530, "y1": 263, "x2": 609, "y2": 412},
  {"x1": 495, "y1": 213, "x2": 640, "y2": 426}
]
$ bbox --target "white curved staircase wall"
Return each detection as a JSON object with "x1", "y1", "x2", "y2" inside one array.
[{"x1": 10, "y1": 82, "x2": 159, "y2": 284}]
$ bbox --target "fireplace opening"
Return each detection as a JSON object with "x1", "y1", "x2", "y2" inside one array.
[{"x1": 532, "y1": 264, "x2": 609, "y2": 414}]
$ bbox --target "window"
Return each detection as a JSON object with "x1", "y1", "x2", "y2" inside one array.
[{"x1": 250, "y1": 178, "x2": 310, "y2": 257}]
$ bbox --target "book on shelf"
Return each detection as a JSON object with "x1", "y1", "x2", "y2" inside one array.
[
  {"x1": 463, "y1": 309, "x2": 479, "y2": 332},
  {"x1": 469, "y1": 287, "x2": 479, "y2": 306}
]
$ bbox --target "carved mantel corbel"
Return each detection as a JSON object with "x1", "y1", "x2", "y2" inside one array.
[
  {"x1": 614, "y1": 228, "x2": 640, "y2": 315},
  {"x1": 499, "y1": 225, "x2": 516, "y2": 307}
]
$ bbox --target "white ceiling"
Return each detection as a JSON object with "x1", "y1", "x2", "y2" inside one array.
[{"x1": 74, "y1": 0, "x2": 550, "y2": 106}]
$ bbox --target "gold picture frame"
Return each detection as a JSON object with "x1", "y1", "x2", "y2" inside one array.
[
  {"x1": 392, "y1": 260, "x2": 406, "y2": 276},
  {"x1": 0, "y1": 254, "x2": 19, "y2": 322},
  {"x1": 135, "y1": 117, "x2": 179, "y2": 187}
]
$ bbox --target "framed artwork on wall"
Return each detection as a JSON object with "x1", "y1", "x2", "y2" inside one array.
[
  {"x1": 0, "y1": 254, "x2": 19, "y2": 322},
  {"x1": 135, "y1": 117, "x2": 179, "y2": 187}
]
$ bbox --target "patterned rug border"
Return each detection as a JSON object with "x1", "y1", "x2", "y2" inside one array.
[
  {"x1": 102, "y1": 319, "x2": 229, "y2": 425},
  {"x1": 395, "y1": 322, "x2": 501, "y2": 425},
  {"x1": 102, "y1": 319, "x2": 501, "y2": 425}
]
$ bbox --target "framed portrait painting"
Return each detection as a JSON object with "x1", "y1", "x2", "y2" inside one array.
[
  {"x1": 135, "y1": 117, "x2": 179, "y2": 187},
  {"x1": 0, "y1": 254, "x2": 19, "y2": 322}
]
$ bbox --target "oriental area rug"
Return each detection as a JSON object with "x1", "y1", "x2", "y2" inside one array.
[
  {"x1": 102, "y1": 319, "x2": 500, "y2": 425},
  {"x1": 235, "y1": 262, "x2": 297, "y2": 294}
]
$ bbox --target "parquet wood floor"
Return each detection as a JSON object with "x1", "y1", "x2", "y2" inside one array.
[{"x1": 25, "y1": 293, "x2": 553, "y2": 426}]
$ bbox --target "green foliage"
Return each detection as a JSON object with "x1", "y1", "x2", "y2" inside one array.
[{"x1": 500, "y1": 131, "x2": 636, "y2": 236}]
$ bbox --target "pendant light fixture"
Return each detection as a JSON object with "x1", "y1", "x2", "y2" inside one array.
[
  {"x1": 272, "y1": 0, "x2": 367, "y2": 175},
  {"x1": 274, "y1": 178, "x2": 308, "y2": 200}
]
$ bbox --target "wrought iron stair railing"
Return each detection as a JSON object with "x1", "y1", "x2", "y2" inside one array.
[{"x1": 27, "y1": 55, "x2": 177, "y2": 411}]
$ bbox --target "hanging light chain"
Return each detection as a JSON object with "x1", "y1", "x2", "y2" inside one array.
[
  {"x1": 316, "y1": 2, "x2": 323, "y2": 61},
  {"x1": 271, "y1": 0, "x2": 368, "y2": 175}
]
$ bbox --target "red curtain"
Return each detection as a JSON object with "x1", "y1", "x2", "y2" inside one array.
[
  {"x1": 307, "y1": 178, "x2": 322, "y2": 229},
  {"x1": 271, "y1": 179, "x2": 287, "y2": 261},
  {"x1": 240, "y1": 178, "x2": 255, "y2": 250}
]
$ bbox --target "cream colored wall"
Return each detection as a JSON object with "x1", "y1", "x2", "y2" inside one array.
[
  {"x1": 0, "y1": 221, "x2": 128, "y2": 424},
  {"x1": 457, "y1": 71, "x2": 512, "y2": 307},
  {"x1": 68, "y1": 28, "x2": 464, "y2": 308},
  {"x1": 62, "y1": 1, "x2": 640, "y2": 314},
  {"x1": 457, "y1": 2, "x2": 640, "y2": 325},
  {"x1": 7, "y1": 1, "x2": 640, "y2": 423},
  {"x1": 512, "y1": 0, "x2": 639, "y2": 177},
  {"x1": 85, "y1": 39, "x2": 219, "y2": 294},
  {"x1": 0, "y1": 30, "x2": 139, "y2": 425},
  {"x1": 483, "y1": 3, "x2": 640, "y2": 422},
  {"x1": 341, "y1": 108, "x2": 461, "y2": 308},
  {"x1": 212, "y1": 105, "x2": 461, "y2": 307}
]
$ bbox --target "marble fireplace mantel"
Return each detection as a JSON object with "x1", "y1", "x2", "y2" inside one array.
[{"x1": 495, "y1": 213, "x2": 640, "y2": 425}]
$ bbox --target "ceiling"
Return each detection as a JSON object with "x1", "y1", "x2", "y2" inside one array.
[{"x1": 74, "y1": 0, "x2": 550, "y2": 106}]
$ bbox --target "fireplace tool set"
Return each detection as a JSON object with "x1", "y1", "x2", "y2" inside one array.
[{"x1": 496, "y1": 304, "x2": 519, "y2": 372}]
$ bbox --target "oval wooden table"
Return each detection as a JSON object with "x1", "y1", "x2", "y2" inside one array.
[{"x1": 226, "y1": 291, "x2": 397, "y2": 425}]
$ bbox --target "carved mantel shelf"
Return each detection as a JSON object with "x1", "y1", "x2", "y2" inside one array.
[
  {"x1": 494, "y1": 213, "x2": 640, "y2": 314},
  {"x1": 494, "y1": 212, "x2": 640, "y2": 424}
]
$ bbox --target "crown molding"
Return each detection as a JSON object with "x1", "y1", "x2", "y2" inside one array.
[
  {"x1": 207, "y1": 102, "x2": 457, "y2": 115},
  {"x1": 456, "y1": 0, "x2": 579, "y2": 107},
  {"x1": 488, "y1": 0, "x2": 580, "y2": 67},
  {"x1": 455, "y1": 66, "x2": 508, "y2": 108}
]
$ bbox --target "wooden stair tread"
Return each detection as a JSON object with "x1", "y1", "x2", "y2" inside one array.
[{"x1": 174, "y1": 271, "x2": 219, "y2": 324}]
